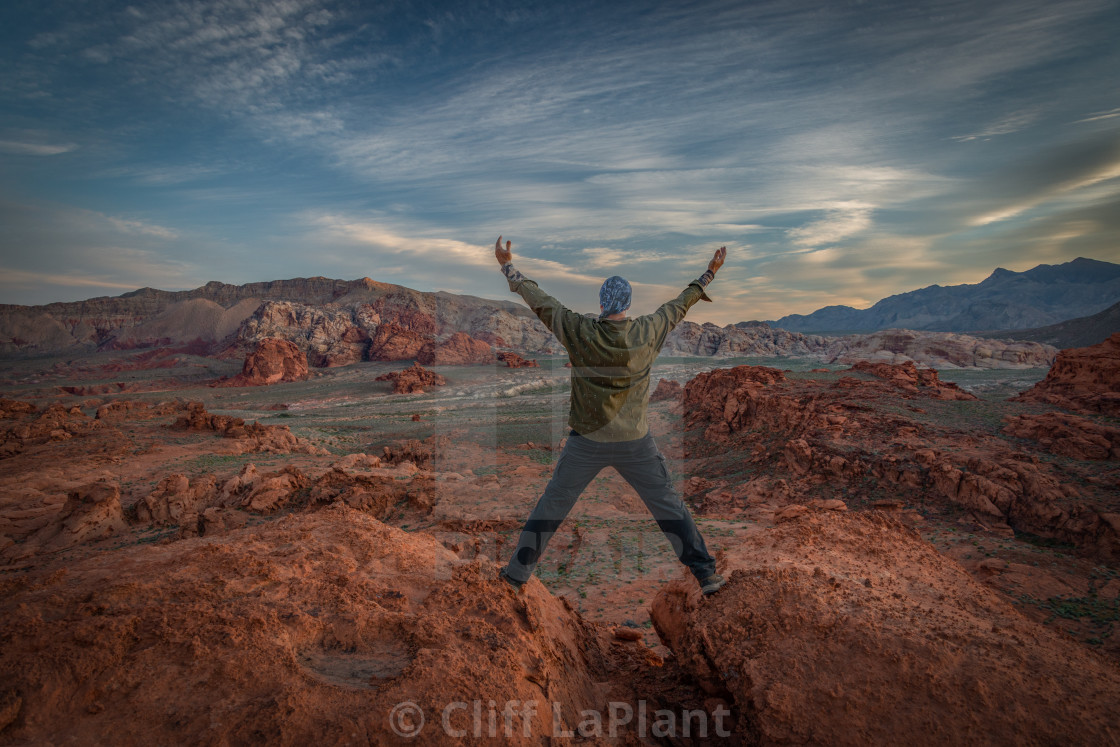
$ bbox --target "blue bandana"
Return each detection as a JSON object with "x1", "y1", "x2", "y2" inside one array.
[{"x1": 598, "y1": 275, "x2": 632, "y2": 319}]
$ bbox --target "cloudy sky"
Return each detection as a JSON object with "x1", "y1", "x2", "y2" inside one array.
[{"x1": 1, "y1": 0, "x2": 1118, "y2": 323}]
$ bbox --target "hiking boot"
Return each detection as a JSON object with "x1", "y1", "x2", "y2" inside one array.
[
  {"x1": 700, "y1": 573, "x2": 726, "y2": 596},
  {"x1": 499, "y1": 568, "x2": 524, "y2": 592}
]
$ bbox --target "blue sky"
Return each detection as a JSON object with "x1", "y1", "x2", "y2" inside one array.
[{"x1": 1, "y1": 0, "x2": 1118, "y2": 323}]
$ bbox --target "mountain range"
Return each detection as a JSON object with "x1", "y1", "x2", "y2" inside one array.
[
  {"x1": 0, "y1": 257, "x2": 1113, "y2": 366},
  {"x1": 766, "y1": 257, "x2": 1120, "y2": 334},
  {"x1": 975, "y1": 300, "x2": 1120, "y2": 350}
]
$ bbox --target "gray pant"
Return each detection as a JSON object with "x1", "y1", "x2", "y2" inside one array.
[{"x1": 503, "y1": 431, "x2": 716, "y2": 584}]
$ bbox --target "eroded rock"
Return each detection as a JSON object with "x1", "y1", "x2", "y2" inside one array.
[
  {"x1": 651, "y1": 511, "x2": 1120, "y2": 745},
  {"x1": 1013, "y1": 332, "x2": 1120, "y2": 416}
]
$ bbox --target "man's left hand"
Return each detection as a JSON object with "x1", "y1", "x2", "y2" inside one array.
[{"x1": 495, "y1": 235, "x2": 513, "y2": 265}]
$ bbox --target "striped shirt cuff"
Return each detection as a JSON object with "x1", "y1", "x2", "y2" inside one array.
[{"x1": 696, "y1": 269, "x2": 715, "y2": 287}]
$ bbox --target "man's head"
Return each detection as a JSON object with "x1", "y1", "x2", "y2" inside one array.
[{"x1": 598, "y1": 275, "x2": 632, "y2": 319}]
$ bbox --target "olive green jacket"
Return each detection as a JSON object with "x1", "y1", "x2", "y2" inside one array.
[{"x1": 505, "y1": 269, "x2": 712, "y2": 442}]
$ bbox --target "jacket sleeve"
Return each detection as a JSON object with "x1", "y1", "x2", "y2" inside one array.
[
  {"x1": 504, "y1": 267, "x2": 583, "y2": 347},
  {"x1": 649, "y1": 282, "x2": 707, "y2": 345}
]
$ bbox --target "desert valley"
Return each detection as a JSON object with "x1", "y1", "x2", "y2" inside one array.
[{"x1": 0, "y1": 258, "x2": 1118, "y2": 744}]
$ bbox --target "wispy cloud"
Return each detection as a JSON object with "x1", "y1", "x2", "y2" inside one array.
[
  {"x1": 106, "y1": 217, "x2": 179, "y2": 240},
  {"x1": 788, "y1": 203, "x2": 874, "y2": 248},
  {"x1": 2, "y1": 0, "x2": 1118, "y2": 315},
  {"x1": 0, "y1": 139, "x2": 76, "y2": 156}
]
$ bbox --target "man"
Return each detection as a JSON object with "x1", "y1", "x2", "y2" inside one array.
[{"x1": 494, "y1": 235, "x2": 728, "y2": 596}]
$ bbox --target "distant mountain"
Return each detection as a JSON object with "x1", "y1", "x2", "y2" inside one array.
[
  {"x1": 767, "y1": 257, "x2": 1120, "y2": 334},
  {"x1": 0, "y1": 277, "x2": 561, "y2": 361},
  {"x1": 974, "y1": 300, "x2": 1120, "y2": 350}
]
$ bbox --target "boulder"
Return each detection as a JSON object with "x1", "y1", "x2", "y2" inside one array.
[
  {"x1": 224, "y1": 338, "x2": 309, "y2": 386},
  {"x1": 497, "y1": 351, "x2": 539, "y2": 368},
  {"x1": 375, "y1": 363, "x2": 447, "y2": 394}
]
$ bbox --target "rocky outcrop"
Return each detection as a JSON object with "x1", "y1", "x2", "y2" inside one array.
[
  {"x1": 1003, "y1": 412, "x2": 1120, "y2": 460},
  {"x1": 847, "y1": 360, "x2": 976, "y2": 400},
  {"x1": 375, "y1": 363, "x2": 447, "y2": 394},
  {"x1": 662, "y1": 321, "x2": 827, "y2": 357},
  {"x1": 0, "y1": 403, "x2": 96, "y2": 458},
  {"x1": 363, "y1": 306, "x2": 437, "y2": 362},
  {"x1": 14, "y1": 480, "x2": 127, "y2": 556},
  {"x1": 651, "y1": 511, "x2": 1120, "y2": 745},
  {"x1": 95, "y1": 400, "x2": 179, "y2": 422},
  {"x1": 497, "y1": 351, "x2": 539, "y2": 368},
  {"x1": 681, "y1": 364, "x2": 1119, "y2": 558},
  {"x1": 217, "y1": 463, "x2": 310, "y2": 513},
  {"x1": 223, "y1": 338, "x2": 309, "y2": 386},
  {"x1": 231, "y1": 301, "x2": 373, "y2": 367},
  {"x1": 1013, "y1": 333, "x2": 1120, "y2": 416},
  {"x1": 136, "y1": 474, "x2": 217, "y2": 526},
  {"x1": 174, "y1": 402, "x2": 324, "y2": 454},
  {"x1": 417, "y1": 332, "x2": 493, "y2": 365},
  {"x1": 825, "y1": 329, "x2": 1057, "y2": 369}
]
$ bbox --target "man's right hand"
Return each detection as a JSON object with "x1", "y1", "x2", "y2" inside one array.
[
  {"x1": 495, "y1": 235, "x2": 513, "y2": 265},
  {"x1": 708, "y1": 246, "x2": 727, "y2": 274}
]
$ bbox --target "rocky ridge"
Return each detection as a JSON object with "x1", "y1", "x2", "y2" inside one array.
[
  {"x1": 0, "y1": 275, "x2": 1076, "y2": 370},
  {"x1": 823, "y1": 328, "x2": 1057, "y2": 369},
  {"x1": 769, "y1": 257, "x2": 1120, "y2": 333}
]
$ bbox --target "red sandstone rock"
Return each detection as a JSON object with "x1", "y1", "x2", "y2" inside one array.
[
  {"x1": 225, "y1": 338, "x2": 309, "y2": 386},
  {"x1": 1013, "y1": 332, "x2": 1120, "y2": 416},
  {"x1": 416, "y1": 331, "x2": 494, "y2": 365},
  {"x1": 650, "y1": 378, "x2": 682, "y2": 402},
  {"x1": 1003, "y1": 412, "x2": 1120, "y2": 460},
  {"x1": 848, "y1": 360, "x2": 976, "y2": 400},
  {"x1": 219, "y1": 463, "x2": 309, "y2": 513},
  {"x1": 366, "y1": 307, "x2": 437, "y2": 362},
  {"x1": 18, "y1": 480, "x2": 126, "y2": 556},
  {"x1": 375, "y1": 363, "x2": 447, "y2": 394},
  {"x1": 0, "y1": 403, "x2": 97, "y2": 457},
  {"x1": 174, "y1": 402, "x2": 323, "y2": 454},
  {"x1": 650, "y1": 511, "x2": 1120, "y2": 745},
  {"x1": 0, "y1": 505, "x2": 613, "y2": 745},
  {"x1": 497, "y1": 351, "x2": 539, "y2": 368},
  {"x1": 0, "y1": 399, "x2": 37, "y2": 418},
  {"x1": 137, "y1": 473, "x2": 217, "y2": 526},
  {"x1": 681, "y1": 364, "x2": 1120, "y2": 559}
]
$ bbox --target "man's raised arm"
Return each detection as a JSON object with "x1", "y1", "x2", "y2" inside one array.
[
  {"x1": 493, "y1": 235, "x2": 581, "y2": 342},
  {"x1": 650, "y1": 246, "x2": 727, "y2": 341}
]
